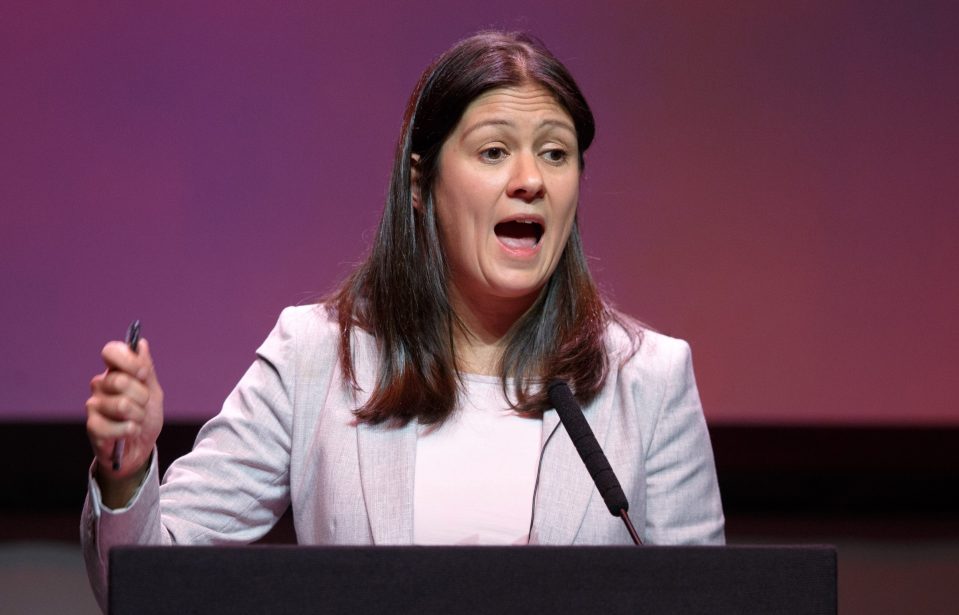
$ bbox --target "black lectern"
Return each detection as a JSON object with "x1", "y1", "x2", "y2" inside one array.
[{"x1": 110, "y1": 545, "x2": 836, "y2": 615}]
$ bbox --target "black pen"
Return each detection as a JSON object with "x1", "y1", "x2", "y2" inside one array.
[{"x1": 112, "y1": 320, "x2": 141, "y2": 471}]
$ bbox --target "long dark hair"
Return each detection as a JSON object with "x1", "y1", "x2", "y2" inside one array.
[{"x1": 329, "y1": 31, "x2": 635, "y2": 425}]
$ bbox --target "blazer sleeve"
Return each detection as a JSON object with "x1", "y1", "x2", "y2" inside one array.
[
  {"x1": 640, "y1": 338, "x2": 726, "y2": 545},
  {"x1": 80, "y1": 306, "x2": 304, "y2": 610}
]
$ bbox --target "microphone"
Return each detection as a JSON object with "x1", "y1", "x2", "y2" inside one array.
[{"x1": 547, "y1": 379, "x2": 642, "y2": 545}]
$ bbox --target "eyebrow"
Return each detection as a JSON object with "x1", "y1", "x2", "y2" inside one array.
[{"x1": 460, "y1": 118, "x2": 576, "y2": 140}]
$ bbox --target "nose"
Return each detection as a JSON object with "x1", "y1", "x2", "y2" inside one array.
[{"x1": 506, "y1": 152, "x2": 545, "y2": 203}]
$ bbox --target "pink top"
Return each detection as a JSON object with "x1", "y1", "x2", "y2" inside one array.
[{"x1": 413, "y1": 373, "x2": 542, "y2": 545}]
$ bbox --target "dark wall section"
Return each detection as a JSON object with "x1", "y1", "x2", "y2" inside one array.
[{"x1": 3, "y1": 423, "x2": 956, "y2": 541}]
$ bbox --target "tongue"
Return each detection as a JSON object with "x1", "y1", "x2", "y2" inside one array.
[
  {"x1": 499, "y1": 235, "x2": 537, "y2": 249},
  {"x1": 495, "y1": 221, "x2": 539, "y2": 249}
]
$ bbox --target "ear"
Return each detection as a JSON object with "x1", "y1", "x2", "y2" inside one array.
[{"x1": 410, "y1": 153, "x2": 422, "y2": 210}]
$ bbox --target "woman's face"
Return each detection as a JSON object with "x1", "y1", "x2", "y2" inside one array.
[{"x1": 429, "y1": 83, "x2": 580, "y2": 313}]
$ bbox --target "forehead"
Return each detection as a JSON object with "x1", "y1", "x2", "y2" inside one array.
[{"x1": 457, "y1": 84, "x2": 574, "y2": 131}]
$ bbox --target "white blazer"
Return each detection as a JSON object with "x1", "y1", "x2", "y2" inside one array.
[{"x1": 83, "y1": 305, "x2": 725, "y2": 608}]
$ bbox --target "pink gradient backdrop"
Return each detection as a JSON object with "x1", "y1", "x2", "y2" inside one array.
[{"x1": 2, "y1": 1, "x2": 957, "y2": 424}]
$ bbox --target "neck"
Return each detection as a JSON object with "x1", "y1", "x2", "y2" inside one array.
[{"x1": 448, "y1": 283, "x2": 536, "y2": 376}]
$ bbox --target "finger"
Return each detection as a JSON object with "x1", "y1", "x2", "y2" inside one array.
[
  {"x1": 90, "y1": 371, "x2": 107, "y2": 393},
  {"x1": 99, "y1": 371, "x2": 150, "y2": 405},
  {"x1": 101, "y1": 341, "x2": 143, "y2": 377},
  {"x1": 86, "y1": 411, "x2": 134, "y2": 452},
  {"x1": 87, "y1": 393, "x2": 146, "y2": 423}
]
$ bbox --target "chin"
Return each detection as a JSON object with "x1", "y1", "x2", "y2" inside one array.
[{"x1": 489, "y1": 277, "x2": 548, "y2": 302}]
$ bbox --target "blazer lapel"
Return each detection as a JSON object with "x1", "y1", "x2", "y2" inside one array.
[
  {"x1": 356, "y1": 419, "x2": 417, "y2": 545},
  {"x1": 351, "y1": 332, "x2": 417, "y2": 545},
  {"x1": 530, "y1": 392, "x2": 613, "y2": 544}
]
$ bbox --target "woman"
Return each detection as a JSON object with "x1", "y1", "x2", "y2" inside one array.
[{"x1": 83, "y1": 30, "x2": 724, "y2": 608}]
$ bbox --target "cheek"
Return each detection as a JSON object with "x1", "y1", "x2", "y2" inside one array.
[
  {"x1": 438, "y1": 207, "x2": 486, "y2": 261},
  {"x1": 433, "y1": 198, "x2": 475, "y2": 269},
  {"x1": 431, "y1": 178, "x2": 458, "y2": 240},
  {"x1": 434, "y1": 178, "x2": 491, "y2": 244},
  {"x1": 434, "y1": 207, "x2": 462, "y2": 262},
  {"x1": 555, "y1": 185, "x2": 580, "y2": 237}
]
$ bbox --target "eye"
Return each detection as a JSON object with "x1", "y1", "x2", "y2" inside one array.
[
  {"x1": 480, "y1": 146, "x2": 508, "y2": 162},
  {"x1": 542, "y1": 148, "x2": 569, "y2": 164}
]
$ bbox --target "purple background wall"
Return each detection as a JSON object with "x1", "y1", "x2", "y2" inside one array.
[{"x1": 2, "y1": 1, "x2": 957, "y2": 424}]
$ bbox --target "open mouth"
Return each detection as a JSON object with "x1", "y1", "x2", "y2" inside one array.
[{"x1": 494, "y1": 218, "x2": 544, "y2": 250}]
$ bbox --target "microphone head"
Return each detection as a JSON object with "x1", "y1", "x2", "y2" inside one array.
[
  {"x1": 546, "y1": 378, "x2": 630, "y2": 517},
  {"x1": 547, "y1": 378, "x2": 575, "y2": 409}
]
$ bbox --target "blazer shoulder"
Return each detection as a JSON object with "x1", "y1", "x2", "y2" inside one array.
[
  {"x1": 273, "y1": 303, "x2": 339, "y2": 341},
  {"x1": 606, "y1": 312, "x2": 693, "y2": 384},
  {"x1": 254, "y1": 303, "x2": 344, "y2": 374},
  {"x1": 265, "y1": 303, "x2": 379, "y2": 380}
]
